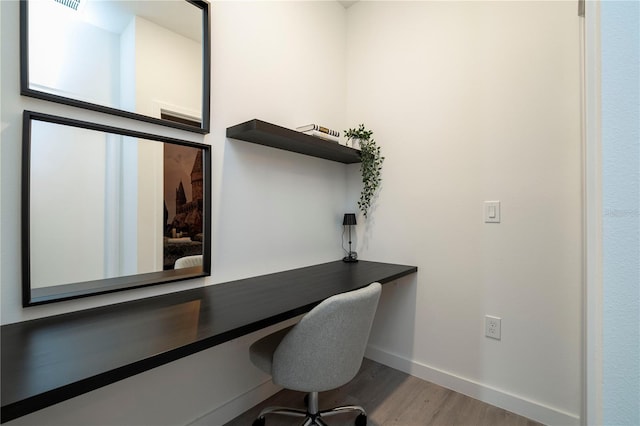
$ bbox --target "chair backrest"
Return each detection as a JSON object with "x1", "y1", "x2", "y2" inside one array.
[
  {"x1": 174, "y1": 255, "x2": 203, "y2": 269},
  {"x1": 272, "y1": 282, "x2": 382, "y2": 392}
]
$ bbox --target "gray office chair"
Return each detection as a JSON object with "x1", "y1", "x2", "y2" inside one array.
[{"x1": 249, "y1": 282, "x2": 382, "y2": 426}]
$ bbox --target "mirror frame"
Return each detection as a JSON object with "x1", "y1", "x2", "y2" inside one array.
[
  {"x1": 22, "y1": 110, "x2": 212, "y2": 306},
  {"x1": 20, "y1": 0, "x2": 211, "y2": 134}
]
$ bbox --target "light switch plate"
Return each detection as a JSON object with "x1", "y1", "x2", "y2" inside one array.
[{"x1": 484, "y1": 201, "x2": 501, "y2": 223}]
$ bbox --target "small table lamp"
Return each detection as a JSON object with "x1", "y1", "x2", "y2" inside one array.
[{"x1": 342, "y1": 213, "x2": 358, "y2": 263}]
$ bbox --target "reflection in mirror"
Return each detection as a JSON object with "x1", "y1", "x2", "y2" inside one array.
[
  {"x1": 21, "y1": 0, "x2": 210, "y2": 133},
  {"x1": 22, "y1": 111, "x2": 211, "y2": 306}
]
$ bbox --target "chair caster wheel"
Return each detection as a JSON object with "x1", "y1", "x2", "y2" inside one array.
[
  {"x1": 355, "y1": 413, "x2": 367, "y2": 426},
  {"x1": 252, "y1": 417, "x2": 265, "y2": 426}
]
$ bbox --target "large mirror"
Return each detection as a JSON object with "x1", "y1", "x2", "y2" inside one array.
[
  {"x1": 21, "y1": 0, "x2": 211, "y2": 133},
  {"x1": 22, "y1": 111, "x2": 212, "y2": 306}
]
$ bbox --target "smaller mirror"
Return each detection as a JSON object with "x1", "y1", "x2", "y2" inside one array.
[
  {"x1": 22, "y1": 111, "x2": 212, "y2": 306},
  {"x1": 21, "y1": 0, "x2": 211, "y2": 133}
]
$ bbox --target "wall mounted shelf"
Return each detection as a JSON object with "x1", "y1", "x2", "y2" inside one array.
[{"x1": 226, "y1": 119, "x2": 361, "y2": 164}]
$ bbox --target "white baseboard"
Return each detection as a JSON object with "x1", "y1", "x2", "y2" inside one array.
[
  {"x1": 187, "y1": 379, "x2": 282, "y2": 426},
  {"x1": 365, "y1": 344, "x2": 580, "y2": 426}
]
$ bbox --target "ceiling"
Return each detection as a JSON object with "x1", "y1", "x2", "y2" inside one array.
[{"x1": 81, "y1": 0, "x2": 202, "y2": 42}]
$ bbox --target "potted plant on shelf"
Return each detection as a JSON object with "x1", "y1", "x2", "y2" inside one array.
[{"x1": 344, "y1": 124, "x2": 384, "y2": 218}]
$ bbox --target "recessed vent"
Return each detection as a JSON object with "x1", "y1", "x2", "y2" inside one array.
[{"x1": 54, "y1": 0, "x2": 81, "y2": 11}]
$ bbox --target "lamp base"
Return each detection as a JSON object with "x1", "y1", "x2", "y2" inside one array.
[{"x1": 342, "y1": 256, "x2": 358, "y2": 263}]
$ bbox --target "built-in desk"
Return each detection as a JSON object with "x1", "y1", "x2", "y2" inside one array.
[{"x1": 1, "y1": 260, "x2": 417, "y2": 423}]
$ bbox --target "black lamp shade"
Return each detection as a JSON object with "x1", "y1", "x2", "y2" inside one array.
[{"x1": 342, "y1": 213, "x2": 357, "y2": 226}]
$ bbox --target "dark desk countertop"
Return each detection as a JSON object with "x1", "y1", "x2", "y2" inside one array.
[{"x1": 1, "y1": 260, "x2": 417, "y2": 423}]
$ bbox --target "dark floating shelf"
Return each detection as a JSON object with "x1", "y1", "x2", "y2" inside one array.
[{"x1": 226, "y1": 119, "x2": 361, "y2": 164}]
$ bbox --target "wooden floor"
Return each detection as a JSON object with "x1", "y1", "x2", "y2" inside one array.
[{"x1": 225, "y1": 358, "x2": 544, "y2": 426}]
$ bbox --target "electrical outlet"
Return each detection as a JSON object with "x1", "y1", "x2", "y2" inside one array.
[{"x1": 485, "y1": 315, "x2": 501, "y2": 340}]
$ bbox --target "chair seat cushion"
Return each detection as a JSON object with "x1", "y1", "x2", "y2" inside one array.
[{"x1": 249, "y1": 326, "x2": 294, "y2": 374}]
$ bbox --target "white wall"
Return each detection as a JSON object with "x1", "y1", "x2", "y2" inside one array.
[
  {"x1": 28, "y1": 0, "x2": 120, "y2": 106},
  {"x1": 134, "y1": 16, "x2": 202, "y2": 120},
  {"x1": 135, "y1": 137, "x2": 165, "y2": 273},
  {"x1": 346, "y1": 2, "x2": 582, "y2": 425},
  {"x1": 1, "y1": 1, "x2": 348, "y2": 425},
  {"x1": 209, "y1": 0, "x2": 348, "y2": 283},
  {"x1": 29, "y1": 121, "x2": 107, "y2": 288},
  {"x1": 119, "y1": 18, "x2": 136, "y2": 112}
]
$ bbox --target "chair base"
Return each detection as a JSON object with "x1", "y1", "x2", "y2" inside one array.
[{"x1": 252, "y1": 391, "x2": 367, "y2": 426}]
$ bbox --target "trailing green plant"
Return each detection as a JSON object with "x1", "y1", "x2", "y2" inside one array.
[{"x1": 344, "y1": 124, "x2": 384, "y2": 218}]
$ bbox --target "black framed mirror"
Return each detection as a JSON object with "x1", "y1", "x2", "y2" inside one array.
[
  {"x1": 22, "y1": 111, "x2": 212, "y2": 306},
  {"x1": 20, "y1": 0, "x2": 211, "y2": 134}
]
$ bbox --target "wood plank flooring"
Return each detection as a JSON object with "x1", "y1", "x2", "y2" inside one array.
[{"x1": 224, "y1": 358, "x2": 544, "y2": 426}]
